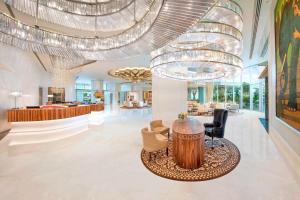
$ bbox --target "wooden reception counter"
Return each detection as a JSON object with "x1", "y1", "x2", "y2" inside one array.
[{"x1": 7, "y1": 104, "x2": 104, "y2": 122}]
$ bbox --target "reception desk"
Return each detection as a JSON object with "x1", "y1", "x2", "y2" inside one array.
[
  {"x1": 6, "y1": 104, "x2": 104, "y2": 146},
  {"x1": 7, "y1": 104, "x2": 104, "y2": 122}
]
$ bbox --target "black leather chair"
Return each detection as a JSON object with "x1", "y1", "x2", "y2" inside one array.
[{"x1": 204, "y1": 109, "x2": 228, "y2": 148}]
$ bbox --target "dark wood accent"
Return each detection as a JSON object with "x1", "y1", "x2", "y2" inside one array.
[
  {"x1": 4, "y1": 3, "x2": 15, "y2": 18},
  {"x1": 69, "y1": 60, "x2": 96, "y2": 70},
  {"x1": 172, "y1": 118, "x2": 205, "y2": 170},
  {"x1": 33, "y1": 52, "x2": 47, "y2": 72},
  {"x1": 0, "y1": 129, "x2": 10, "y2": 141},
  {"x1": 7, "y1": 104, "x2": 104, "y2": 122}
]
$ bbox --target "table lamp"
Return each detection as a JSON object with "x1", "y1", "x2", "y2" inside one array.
[{"x1": 9, "y1": 91, "x2": 22, "y2": 109}]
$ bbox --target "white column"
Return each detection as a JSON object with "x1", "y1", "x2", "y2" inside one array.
[
  {"x1": 205, "y1": 82, "x2": 214, "y2": 103},
  {"x1": 152, "y1": 75, "x2": 187, "y2": 127},
  {"x1": 115, "y1": 83, "x2": 121, "y2": 104}
]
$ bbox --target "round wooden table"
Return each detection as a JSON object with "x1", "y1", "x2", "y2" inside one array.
[{"x1": 172, "y1": 118, "x2": 205, "y2": 169}]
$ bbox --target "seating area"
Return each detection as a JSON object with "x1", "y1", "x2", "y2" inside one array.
[
  {"x1": 140, "y1": 110, "x2": 243, "y2": 181},
  {"x1": 188, "y1": 102, "x2": 240, "y2": 116},
  {"x1": 122, "y1": 101, "x2": 148, "y2": 109},
  {"x1": 142, "y1": 110, "x2": 229, "y2": 157}
]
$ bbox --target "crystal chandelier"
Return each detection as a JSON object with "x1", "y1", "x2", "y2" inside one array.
[
  {"x1": 4, "y1": 0, "x2": 149, "y2": 31},
  {"x1": 49, "y1": 55, "x2": 85, "y2": 88},
  {"x1": 0, "y1": 0, "x2": 162, "y2": 52},
  {"x1": 150, "y1": 0, "x2": 244, "y2": 81},
  {"x1": 6, "y1": 0, "x2": 135, "y2": 16},
  {"x1": 0, "y1": 0, "x2": 218, "y2": 60}
]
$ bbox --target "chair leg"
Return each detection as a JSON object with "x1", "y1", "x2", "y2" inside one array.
[
  {"x1": 166, "y1": 147, "x2": 169, "y2": 156},
  {"x1": 211, "y1": 135, "x2": 214, "y2": 149},
  {"x1": 220, "y1": 139, "x2": 225, "y2": 147}
]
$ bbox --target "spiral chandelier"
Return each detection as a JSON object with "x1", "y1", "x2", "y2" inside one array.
[
  {"x1": 0, "y1": 0, "x2": 218, "y2": 60},
  {"x1": 4, "y1": 0, "x2": 150, "y2": 31},
  {"x1": 150, "y1": 0, "x2": 244, "y2": 81},
  {"x1": 0, "y1": 0, "x2": 162, "y2": 55}
]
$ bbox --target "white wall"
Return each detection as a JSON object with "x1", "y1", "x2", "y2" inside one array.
[
  {"x1": 0, "y1": 44, "x2": 51, "y2": 133},
  {"x1": 152, "y1": 75, "x2": 187, "y2": 127},
  {"x1": 268, "y1": 0, "x2": 300, "y2": 176}
]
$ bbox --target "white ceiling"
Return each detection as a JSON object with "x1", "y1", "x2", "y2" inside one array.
[
  {"x1": 237, "y1": 0, "x2": 272, "y2": 66},
  {"x1": 75, "y1": 54, "x2": 151, "y2": 83}
]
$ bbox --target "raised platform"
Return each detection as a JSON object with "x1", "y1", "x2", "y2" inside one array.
[
  {"x1": 7, "y1": 115, "x2": 89, "y2": 146},
  {"x1": 6, "y1": 104, "x2": 105, "y2": 146}
]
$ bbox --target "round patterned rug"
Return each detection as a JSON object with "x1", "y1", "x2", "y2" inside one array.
[{"x1": 141, "y1": 138, "x2": 240, "y2": 181}]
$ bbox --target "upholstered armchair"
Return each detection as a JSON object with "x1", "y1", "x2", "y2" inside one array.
[
  {"x1": 124, "y1": 101, "x2": 133, "y2": 108},
  {"x1": 137, "y1": 101, "x2": 144, "y2": 107},
  {"x1": 150, "y1": 120, "x2": 170, "y2": 138},
  {"x1": 141, "y1": 128, "x2": 168, "y2": 160},
  {"x1": 204, "y1": 109, "x2": 228, "y2": 148},
  {"x1": 226, "y1": 103, "x2": 240, "y2": 112}
]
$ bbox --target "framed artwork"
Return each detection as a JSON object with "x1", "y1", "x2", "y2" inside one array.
[{"x1": 275, "y1": 0, "x2": 300, "y2": 131}]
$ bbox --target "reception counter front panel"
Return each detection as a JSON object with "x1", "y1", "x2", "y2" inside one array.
[{"x1": 7, "y1": 104, "x2": 104, "y2": 122}]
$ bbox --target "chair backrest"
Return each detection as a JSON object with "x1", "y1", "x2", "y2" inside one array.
[
  {"x1": 142, "y1": 128, "x2": 161, "y2": 152},
  {"x1": 213, "y1": 109, "x2": 228, "y2": 138},
  {"x1": 141, "y1": 127, "x2": 161, "y2": 151},
  {"x1": 150, "y1": 120, "x2": 163, "y2": 130}
]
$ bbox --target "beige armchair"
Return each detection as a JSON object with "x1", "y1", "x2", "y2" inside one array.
[
  {"x1": 141, "y1": 128, "x2": 168, "y2": 160},
  {"x1": 150, "y1": 120, "x2": 170, "y2": 138}
]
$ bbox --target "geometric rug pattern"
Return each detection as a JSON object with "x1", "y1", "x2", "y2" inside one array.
[{"x1": 141, "y1": 138, "x2": 241, "y2": 181}]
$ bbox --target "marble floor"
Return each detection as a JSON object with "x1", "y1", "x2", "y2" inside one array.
[{"x1": 0, "y1": 108, "x2": 300, "y2": 200}]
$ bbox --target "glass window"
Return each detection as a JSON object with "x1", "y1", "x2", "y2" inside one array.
[
  {"x1": 252, "y1": 83, "x2": 260, "y2": 111},
  {"x1": 213, "y1": 84, "x2": 218, "y2": 102},
  {"x1": 226, "y1": 85, "x2": 233, "y2": 103},
  {"x1": 234, "y1": 85, "x2": 241, "y2": 105},
  {"x1": 218, "y1": 85, "x2": 225, "y2": 102},
  {"x1": 76, "y1": 83, "x2": 92, "y2": 103},
  {"x1": 242, "y1": 82, "x2": 250, "y2": 109}
]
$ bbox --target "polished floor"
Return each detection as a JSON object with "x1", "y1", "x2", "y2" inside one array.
[{"x1": 0, "y1": 108, "x2": 300, "y2": 200}]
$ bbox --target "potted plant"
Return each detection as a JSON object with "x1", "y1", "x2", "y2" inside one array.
[{"x1": 178, "y1": 112, "x2": 188, "y2": 121}]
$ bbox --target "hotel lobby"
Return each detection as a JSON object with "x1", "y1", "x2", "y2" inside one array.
[{"x1": 0, "y1": 0, "x2": 300, "y2": 199}]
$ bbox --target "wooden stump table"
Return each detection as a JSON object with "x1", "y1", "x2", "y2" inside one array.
[{"x1": 172, "y1": 118, "x2": 205, "y2": 169}]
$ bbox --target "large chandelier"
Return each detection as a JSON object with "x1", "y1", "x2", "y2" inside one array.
[
  {"x1": 0, "y1": 0, "x2": 162, "y2": 53},
  {"x1": 150, "y1": 0, "x2": 243, "y2": 81},
  {"x1": 4, "y1": 0, "x2": 149, "y2": 31},
  {"x1": 108, "y1": 67, "x2": 151, "y2": 82},
  {"x1": 0, "y1": 0, "x2": 218, "y2": 60}
]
